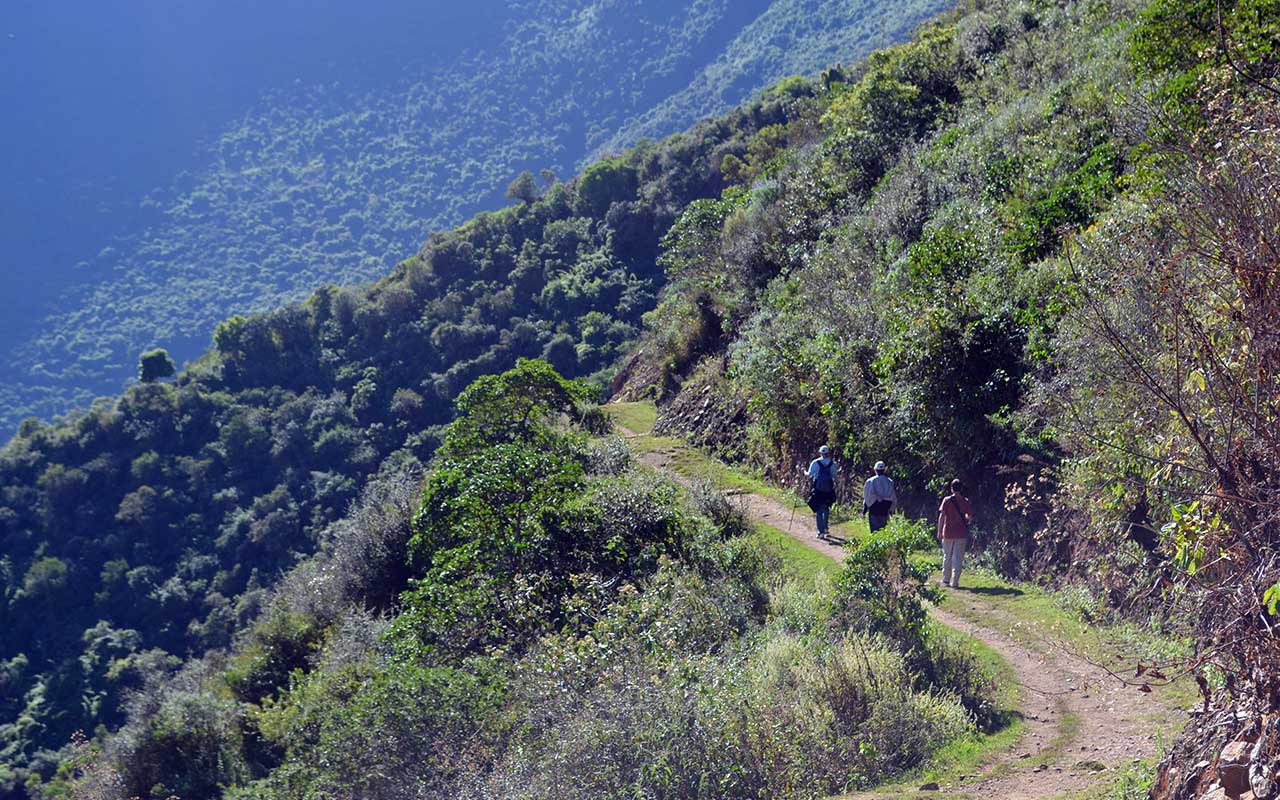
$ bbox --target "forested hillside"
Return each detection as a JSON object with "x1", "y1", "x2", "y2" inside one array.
[
  {"x1": 43, "y1": 361, "x2": 993, "y2": 799},
  {"x1": 3, "y1": 0, "x2": 1278, "y2": 797},
  {"x1": 0, "y1": 0, "x2": 947, "y2": 438},
  {"x1": 619, "y1": 0, "x2": 1280, "y2": 795},
  {"x1": 0, "y1": 86, "x2": 814, "y2": 796}
]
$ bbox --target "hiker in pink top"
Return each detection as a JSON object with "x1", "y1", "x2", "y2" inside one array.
[{"x1": 937, "y1": 479, "x2": 974, "y2": 589}]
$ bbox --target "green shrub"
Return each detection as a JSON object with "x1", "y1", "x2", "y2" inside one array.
[
  {"x1": 223, "y1": 611, "x2": 324, "y2": 704},
  {"x1": 832, "y1": 517, "x2": 939, "y2": 655},
  {"x1": 485, "y1": 604, "x2": 972, "y2": 799},
  {"x1": 119, "y1": 684, "x2": 248, "y2": 800},
  {"x1": 246, "y1": 659, "x2": 504, "y2": 800}
]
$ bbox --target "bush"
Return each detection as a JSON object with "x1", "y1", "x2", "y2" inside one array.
[
  {"x1": 482, "y1": 595, "x2": 972, "y2": 799},
  {"x1": 831, "y1": 517, "x2": 939, "y2": 656},
  {"x1": 919, "y1": 623, "x2": 1000, "y2": 730},
  {"x1": 688, "y1": 479, "x2": 751, "y2": 540},
  {"x1": 584, "y1": 435, "x2": 632, "y2": 476},
  {"x1": 110, "y1": 661, "x2": 248, "y2": 800},
  {"x1": 222, "y1": 610, "x2": 323, "y2": 705},
  {"x1": 136, "y1": 349, "x2": 176, "y2": 384},
  {"x1": 247, "y1": 660, "x2": 504, "y2": 800}
]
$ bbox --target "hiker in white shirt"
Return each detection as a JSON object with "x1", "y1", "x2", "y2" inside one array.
[{"x1": 863, "y1": 460, "x2": 897, "y2": 533}]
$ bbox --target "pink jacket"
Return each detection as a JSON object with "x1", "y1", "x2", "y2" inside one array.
[{"x1": 938, "y1": 494, "x2": 974, "y2": 540}]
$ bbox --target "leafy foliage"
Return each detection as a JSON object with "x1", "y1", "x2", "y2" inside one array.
[
  {"x1": 0, "y1": 0, "x2": 952, "y2": 438},
  {"x1": 639, "y1": 0, "x2": 1132, "y2": 514},
  {"x1": 61, "y1": 363, "x2": 986, "y2": 800},
  {"x1": 832, "y1": 516, "x2": 940, "y2": 654},
  {"x1": 0, "y1": 87, "x2": 805, "y2": 795},
  {"x1": 135, "y1": 350, "x2": 175, "y2": 384},
  {"x1": 622, "y1": 0, "x2": 1279, "y2": 792},
  {"x1": 1129, "y1": 0, "x2": 1280, "y2": 124}
]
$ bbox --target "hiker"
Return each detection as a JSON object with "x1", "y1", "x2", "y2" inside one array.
[
  {"x1": 862, "y1": 460, "x2": 896, "y2": 533},
  {"x1": 938, "y1": 478, "x2": 975, "y2": 589},
  {"x1": 806, "y1": 445, "x2": 838, "y2": 541}
]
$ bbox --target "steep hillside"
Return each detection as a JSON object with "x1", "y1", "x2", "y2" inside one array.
[
  {"x1": 0, "y1": 87, "x2": 812, "y2": 796},
  {"x1": 622, "y1": 0, "x2": 1280, "y2": 796},
  {"x1": 4, "y1": 0, "x2": 1277, "y2": 797},
  {"x1": 0, "y1": 0, "x2": 947, "y2": 437},
  {"x1": 47, "y1": 362, "x2": 995, "y2": 800}
]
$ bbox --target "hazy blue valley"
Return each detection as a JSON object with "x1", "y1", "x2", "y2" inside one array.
[{"x1": 0, "y1": 0, "x2": 943, "y2": 436}]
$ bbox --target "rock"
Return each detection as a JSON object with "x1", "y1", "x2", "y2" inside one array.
[
  {"x1": 1252, "y1": 768, "x2": 1277, "y2": 800},
  {"x1": 1224, "y1": 742, "x2": 1254, "y2": 764},
  {"x1": 1222, "y1": 741, "x2": 1254, "y2": 796},
  {"x1": 1223, "y1": 764, "x2": 1253, "y2": 795},
  {"x1": 919, "y1": 782, "x2": 940, "y2": 791}
]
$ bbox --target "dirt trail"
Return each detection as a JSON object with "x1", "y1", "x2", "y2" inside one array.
[{"x1": 632, "y1": 440, "x2": 1172, "y2": 799}]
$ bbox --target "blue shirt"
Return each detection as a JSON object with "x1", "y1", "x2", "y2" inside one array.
[{"x1": 807, "y1": 457, "x2": 838, "y2": 482}]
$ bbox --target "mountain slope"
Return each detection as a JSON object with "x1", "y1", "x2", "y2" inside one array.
[
  {"x1": 50, "y1": 363, "x2": 992, "y2": 800},
  {"x1": 620, "y1": 0, "x2": 1280, "y2": 796},
  {"x1": 0, "y1": 0, "x2": 947, "y2": 437},
  {"x1": 0, "y1": 83, "x2": 812, "y2": 798},
  {"x1": 5, "y1": 0, "x2": 1278, "y2": 797}
]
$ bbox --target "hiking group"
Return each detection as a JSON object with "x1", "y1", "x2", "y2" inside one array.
[{"x1": 805, "y1": 446, "x2": 974, "y2": 588}]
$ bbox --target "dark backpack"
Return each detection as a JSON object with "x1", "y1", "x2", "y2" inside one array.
[{"x1": 813, "y1": 460, "x2": 835, "y2": 493}]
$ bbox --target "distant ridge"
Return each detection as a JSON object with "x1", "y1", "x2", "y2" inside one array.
[{"x1": 0, "y1": 0, "x2": 945, "y2": 437}]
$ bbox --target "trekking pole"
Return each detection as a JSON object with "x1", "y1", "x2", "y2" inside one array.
[{"x1": 787, "y1": 467, "x2": 799, "y2": 535}]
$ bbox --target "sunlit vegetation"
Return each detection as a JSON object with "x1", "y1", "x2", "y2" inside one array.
[
  {"x1": 40, "y1": 362, "x2": 998, "y2": 800},
  {"x1": 0, "y1": 86, "x2": 816, "y2": 796},
  {"x1": 632, "y1": 0, "x2": 1280, "y2": 792},
  {"x1": 3, "y1": 0, "x2": 1279, "y2": 796}
]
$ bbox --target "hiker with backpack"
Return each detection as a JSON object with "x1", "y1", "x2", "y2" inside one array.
[
  {"x1": 937, "y1": 479, "x2": 975, "y2": 589},
  {"x1": 862, "y1": 460, "x2": 897, "y2": 533},
  {"x1": 806, "y1": 445, "x2": 839, "y2": 541}
]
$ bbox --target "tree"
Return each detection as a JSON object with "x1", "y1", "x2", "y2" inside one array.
[
  {"x1": 540, "y1": 333, "x2": 578, "y2": 378},
  {"x1": 1042, "y1": 99, "x2": 1280, "y2": 774},
  {"x1": 505, "y1": 170, "x2": 540, "y2": 205},
  {"x1": 441, "y1": 358, "x2": 598, "y2": 457},
  {"x1": 137, "y1": 348, "x2": 176, "y2": 383},
  {"x1": 575, "y1": 158, "x2": 639, "y2": 216}
]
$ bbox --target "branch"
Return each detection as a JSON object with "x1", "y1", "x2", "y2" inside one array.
[{"x1": 1216, "y1": 0, "x2": 1280, "y2": 100}]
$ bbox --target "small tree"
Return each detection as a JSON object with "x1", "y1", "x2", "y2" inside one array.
[
  {"x1": 137, "y1": 348, "x2": 176, "y2": 383},
  {"x1": 505, "y1": 170, "x2": 539, "y2": 205},
  {"x1": 441, "y1": 358, "x2": 597, "y2": 457}
]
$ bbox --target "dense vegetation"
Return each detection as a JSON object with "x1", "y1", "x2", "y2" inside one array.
[
  {"x1": 43, "y1": 360, "x2": 993, "y2": 799},
  {"x1": 0, "y1": 87, "x2": 814, "y2": 796},
  {"x1": 0, "y1": 0, "x2": 948, "y2": 438},
  {"x1": 625, "y1": 0, "x2": 1280, "y2": 794},
  {"x1": 3, "y1": 0, "x2": 1278, "y2": 796}
]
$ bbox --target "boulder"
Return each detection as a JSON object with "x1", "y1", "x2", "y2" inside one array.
[{"x1": 1221, "y1": 741, "x2": 1253, "y2": 796}]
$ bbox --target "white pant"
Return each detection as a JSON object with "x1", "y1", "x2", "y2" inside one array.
[{"x1": 942, "y1": 538, "x2": 967, "y2": 586}]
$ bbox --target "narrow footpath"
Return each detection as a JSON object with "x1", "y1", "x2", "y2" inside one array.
[{"x1": 630, "y1": 432, "x2": 1179, "y2": 800}]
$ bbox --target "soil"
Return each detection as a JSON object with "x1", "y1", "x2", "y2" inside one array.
[{"x1": 631, "y1": 439, "x2": 1182, "y2": 800}]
